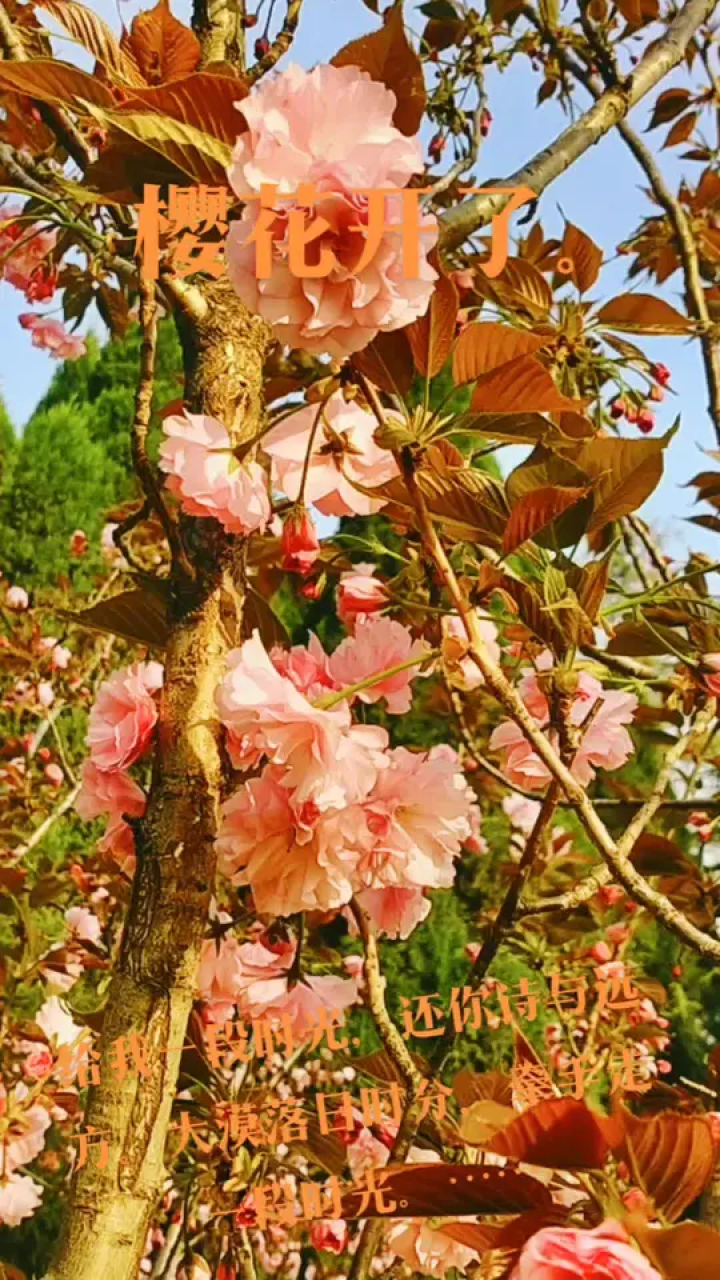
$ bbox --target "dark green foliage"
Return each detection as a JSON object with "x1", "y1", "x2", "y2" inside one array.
[
  {"x1": 0, "y1": 320, "x2": 183, "y2": 590},
  {"x1": 0, "y1": 395, "x2": 15, "y2": 485},
  {"x1": 0, "y1": 402, "x2": 119, "y2": 589}
]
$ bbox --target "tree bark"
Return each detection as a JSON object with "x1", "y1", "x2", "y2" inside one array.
[{"x1": 47, "y1": 283, "x2": 271, "y2": 1280}]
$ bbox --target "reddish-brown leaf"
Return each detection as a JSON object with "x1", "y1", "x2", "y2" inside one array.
[
  {"x1": 648, "y1": 87, "x2": 693, "y2": 130},
  {"x1": 453, "y1": 1068, "x2": 513, "y2": 1108},
  {"x1": 405, "y1": 258, "x2": 458, "y2": 377},
  {"x1": 615, "y1": 0, "x2": 659, "y2": 25},
  {"x1": 471, "y1": 356, "x2": 587, "y2": 416},
  {"x1": 626, "y1": 1216, "x2": 720, "y2": 1280},
  {"x1": 340, "y1": 1162, "x2": 553, "y2": 1220},
  {"x1": 663, "y1": 111, "x2": 700, "y2": 149},
  {"x1": 559, "y1": 431, "x2": 675, "y2": 532},
  {"x1": 503, "y1": 485, "x2": 589, "y2": 554},
  {"x1": 120, "y1": 0, "x2": 201, "y2": 86},
  {"x1": 351, "y1": 329, "x2": 415, "y2": 397},
  {"x1": 0, "y1": 58, "x2": 115, "y2": 109},
  {"x1": 453, "y1": 322, "x2": 548, "y2": 386},
  {"x1": 486, "y1": 1097, "x2": 612, "y2": 1171},
  {"x1": 37, "y1": 0, "x2": 143, "y2": 84},
  {"x1": 119, "y1": 72, "x2": 248, "y2": 144},
  {"x1": 558, "y1": 223, "x2": 603, "y2": 293},
  {"x1": 332, "y1": 3, "x2": 426, "y2": 136},
  {"x1": 615, "y1": 1107, "x2": 716, "y2": 1221},
  {"x1": 596, "y1": 293, "x2": 695, "y2": 335}
]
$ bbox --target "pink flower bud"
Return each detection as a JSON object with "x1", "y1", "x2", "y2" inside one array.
[
  {"x1": 282, "y1": 506, "x2": 320, "y2": 576},
  {"x1": 587, "y1": 941, "x2": 612, "y2": 964},
  {"x1": 44, "y1": 763, "x2": 64, "y2": 787},
  {"x1": 69, "y1": 529, "x2": 88, "y2": 557}
]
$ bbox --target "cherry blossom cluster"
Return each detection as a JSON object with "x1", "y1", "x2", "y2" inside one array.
[
  {"x1": 0, "y1": 204, "x2": 86, "y2": 360},
  {"x1": 224, "y1": 64, "x2": 437, "y2": 358},
  {"x1": 213, "y1": 627, "x2": 478, "y2": 932},
  {"x1": 75, "y1": 661, "x2": 163, "y2": 874}
]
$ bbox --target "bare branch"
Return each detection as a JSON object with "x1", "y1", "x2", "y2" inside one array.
[
  {"x1": 438, "y1": 0, "x2": 718, "y2": 252},
  {"x1": 248, "y1": 0, "x2": 304, "y2": 83}
]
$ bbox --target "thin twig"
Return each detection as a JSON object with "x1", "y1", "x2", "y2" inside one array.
[
  {"x1": 248, "y1": 0, "x2": 304, "y2": 83},
  {"x1": 131, "y1": 280, "x2": 194, "y2": 583},
  {"x1": 12, "y1": 783, "x2": 81, "y2": 859},
  {"x1": 439, "y1": 0, "x2": 717, "y2": 251}
]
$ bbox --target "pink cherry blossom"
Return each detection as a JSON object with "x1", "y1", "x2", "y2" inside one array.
[
  {"x1": 503, "y1": 793, "x2": 542, "y2": 835},
  {"x1": 269, "y1": 634, "x2": 337, "y2": 699},
  {"x1": 18, "y1": 314, "x2": 86, "y2": 360},
  {"x1": 21, "y1": 1044, "x2": 53, "y2": 1082},
  {"x1": 216, "y1": 631, "x2": 387, "y2": 809},
  {"x1": 216, "y1": 766, "x2": 370, "y2": 915},
  {"x1": 43, "y1": 762, "x2": 63, "y2": 787},
  {"x1": 441, "y1": 612, "x2": 501, "y2": 690},
  {"x1": 328, "y1": 616, "x2": 431, "y2": 715},
  {"x1": 490, "y1": 656, "x2": 636, "y2": 791},
  {"x1": 37, "y1": 681, "x2": 55, "y2": 708},
  {"x1": 87, "y1": 661, "x2": 163, "y2": 772},
  {"x1": 356, "y1": 887, "x2": 431, "y2": 939},
  {"x1": 198, "y1": 933, "x2": 294, "y2": 1022},
  {"x1": 159, "y1": 411, "x2": 270, "y2": 535},
  {"x1": 5, "y1": 585, "x2": 28, "y2": 611},
  {"x1": 387, "y1": 1220, "x2": 481, "y2": 1278},
  {"x1": 225, "y1": 64, "x2": 436, "y2": 358},
  {"x1": 310, "y1": 1220, "x2": 349, "y2": 1255},
  {"x1": 1, "y1": 1082, "x2": 51, "y2": 1174},
  {"x1": 511, "y1": 1221, "x2": 662, "y2": 1280},
  {"x1": 65, "y1": 906, "x2": 102, "y2": 946},
  {"x1": 0, "y1": 1173, "x2": 43, "y2": 1227},
  {"x1": 355, "y1": 745, "x2": 478, "y2": 891},
  {"x1": 263, "y1": 392, "x2": 398, "y2": 517},
  {"x1": 337, "y1": 563, "x2": 388, "y2": 629},
  {"x1": 259, "y1": 972, "x2": 359, "y2": 1042},
  {"x1": 0, "y1": 204, "x2": 56, "y2": 296},
  {"x1": 34, "y1": 995, "x2": 84, "y2": 1046},
  {"x1": 98, "y1": 815, "x2": 138, "y2": 876},
  {"x1": 75, "y1": 759, "x2": 147, "y2": 822}
]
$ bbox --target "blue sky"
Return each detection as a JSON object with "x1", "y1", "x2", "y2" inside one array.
[{"x1": 1, "y1": 0, "x2": 717, "y2": 562}]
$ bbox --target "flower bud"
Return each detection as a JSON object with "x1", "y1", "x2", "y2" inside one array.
[{"x1": 282, "y1": 505, "x2": 320, "y2": 576}]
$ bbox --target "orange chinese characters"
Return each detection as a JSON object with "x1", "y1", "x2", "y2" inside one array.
[
  {"x1": 134, "y1": 185, "x2": 229, "y2": 281},
  {"x1": 457, "y1": 185, "x2": 535, "y2": 278}
]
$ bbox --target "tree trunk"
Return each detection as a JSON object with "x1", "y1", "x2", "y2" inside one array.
[{"x1": 47, "y1": 283, "x2": 271, "y2": 1280}]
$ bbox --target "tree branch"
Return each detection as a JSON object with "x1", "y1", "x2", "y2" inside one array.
[
  {"x1": 399, "y1": 446, "x2": 720, "y2": 960},
  {"x1": 0, "y1": 1, "x2": 90, "y2": 170},
  {"x1": 248, "y1": 0, "x2": 304, "y2": 83},
  {"x1": 438, "y1": 0, "x2": 718, "y2": 252},
  {"x1": 131, "y1": 280, "x2": 194, "y2": 584}
]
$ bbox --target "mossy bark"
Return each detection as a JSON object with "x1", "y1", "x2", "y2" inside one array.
[{"x1": 47, "y1": 287, "x2": 271, "y2": 1280}]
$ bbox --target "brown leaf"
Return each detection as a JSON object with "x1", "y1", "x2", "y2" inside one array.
[
  {"x1": 503, "y1": 485, "x2": 589, "y2": 554},
  {"x1": 558, "y1": 223, "x2": 603, "y2": 293},
  {"x1": 626, "y1": 1216, "x2": 720, "y2": 1280},
  {"x1": 332, "y1": 3, "x2": 426, "y2": 136},
  {"x1": 453, "y1": 323, "x2": 548, "y2": 386},
  {"x1": 615, "y1": 0, "x2": 659, "y2": 25},
  {"x1": 487, "y1": 1098, "x2": 612, "y2": 1171},
  {"x1": 37, "y1": 0, "x2": 143, "y2": 84},
  {"x1": 244, "y1": 588, "x2": 289, "y2": 649},
  {"x1": 560, "y1": 431, "x2": 675, "y2": 532},
  {"x1": 58, "y1": 586, "x2": 169, "y2": 649},
  {"x1": 480, "y1": 257, "x2": 554, "y2": 319},
  {"x1": 648, "y1": 87, "x2": 694, "y2": 130},
  {"x1": 616, "y1": 1107, "x2": 716, "y2": 1221},
  {"x1": 607, "y1": 618, "x2": 693, "y2": 658},
  {"x1": 351, "y1": 329, "x2": 415, "y2": 397},
  {"x1": 340, "y1": 1162, "x2": 553, "y2": 1220},
  {"x1": 663, "y1": 111, "x2": 700, "y2": 149},
  {"x1": 454, "y1": 411, "x2": 560, "y2": 445},
  {"x1": 574, "y1": 550, "x2": 613, "y2": 622},
  {"x1": 351, "y1": 1049, "x2": 428, "y2": 1083},
  {"x1": 471, "y1": 356, "x2": 587, "y2": 416},
  {"x1": 84, "y1": 102, "x2": 231, "y2": 187},
  {"x1": 0, "y1": 58, "x2": 115, "y2": 109},
  {"x1": 121, "y1": 0, "x2": 201, "y2": 85},
  {"x1": 422, "y1": 16, "x2": 466, "y2": 51},
  {"x1": 85, "y1": 130, "x2": 190, "y2": 202},
  {"x1": 405, "y1": 258, "x2": 458, "y2": 378},
  {"x1": 460, "y1": 1100, "x2": 517, "y2": 1144},
  {"x1": 596, "y1": 293, "x2": 695, "y2": 335},
  {"x1": 453, "y1": 1069, "x2": 513, "y2": 1108},
  {"x1": 119, "y1": 72, "x2": 248, "y2": 144},
  {"x1": 630, "y1": 835, "x2": 695, "y2": 876}
]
